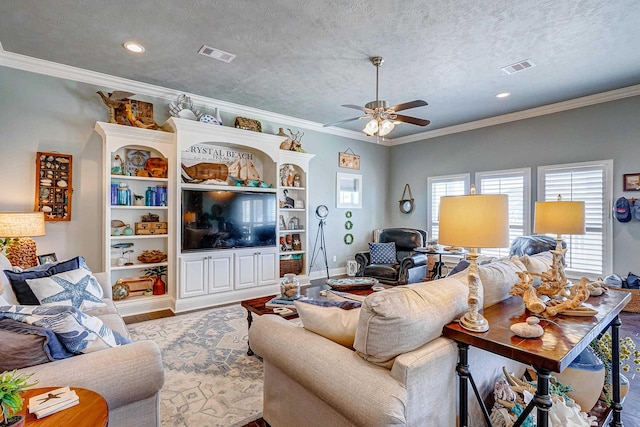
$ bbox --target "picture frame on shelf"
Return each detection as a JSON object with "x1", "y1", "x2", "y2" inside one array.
[
  {"x1": 38, "y1": 253, "x2": 57, "y2": 265},
  {"x1": 623, "y1": 173, "x2": 640, "y2": 191},
  {"x1": 125, "y1": 148, "x2": 151, "y2": 176},
  {"x1": 279, "y1": 215, "x2": 287, "y2": 230}
]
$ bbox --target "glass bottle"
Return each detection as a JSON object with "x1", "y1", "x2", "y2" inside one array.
[
  {"x1": 280, "y1": 273, "x2": 300, "y2": 300},
  {"x1": 145, "y1": 186, "x2": 156, "y2": 206},
  {"x1": 117, "y1": 182, "x2": 132, "y2": 206}
]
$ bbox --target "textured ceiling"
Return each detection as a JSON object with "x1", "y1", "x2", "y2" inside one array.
[{"x1": 1, "y1": 0, "x2": 639, "y2": 138}]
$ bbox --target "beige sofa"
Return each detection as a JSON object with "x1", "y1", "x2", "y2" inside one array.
[
  {"x1": 0, "y1": 256, "x2": 164, "y2": 427},
  {"x1": 250, "y1": 253, "x2": 552, "y2": 427}
]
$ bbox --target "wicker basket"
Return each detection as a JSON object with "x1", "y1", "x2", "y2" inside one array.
[
  {"x1": 280, "y1": 258, "x2": 303, "y2": 275},
  {"x1": 609, "y1": 288, "x2": 640, "y2": 313}
]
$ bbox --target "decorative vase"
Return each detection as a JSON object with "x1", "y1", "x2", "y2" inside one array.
[
  {"x1": 280, "y1": 273, "x2": 300, "y2": 300},
  {"x1": 553, "y1": 346, "x2": 605, "y2": 412},
  {"x1": 153, "y1": 275, "x2": 166, "y2": 295}
]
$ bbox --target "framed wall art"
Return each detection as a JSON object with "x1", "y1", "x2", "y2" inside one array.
[
  {"x1": 35, "y1": 152, "x2": 73, "y2": 221},
  {"x1": 623, "y1": 173, "x2": 640, "y2": 191},
  {"x1": 339, "y1": 148, "x2": 360, "y2": 170}
]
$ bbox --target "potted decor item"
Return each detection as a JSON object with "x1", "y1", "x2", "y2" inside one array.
[
  {"x1": 143, "y1": 265, "x2": 167, "y2": 295},
  {"x1": 0, "y1": 370, "x2": 37, "y2": 427},
  {"x1": 591, "y1": 332, "x2": 640, "y2": 407}
]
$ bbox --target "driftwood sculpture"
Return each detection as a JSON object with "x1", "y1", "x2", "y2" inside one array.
[
  {"x1": 97, "y1": 90, "x2": 134, "y2": 124},
  {"x1": 510, "y1": 271, "x2": 602, "y2": 317}
]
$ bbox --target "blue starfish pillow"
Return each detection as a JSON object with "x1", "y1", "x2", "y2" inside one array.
[
  {"x1": 24, "y1": 268, "x2": 105, "y2": 311},
  {"x1": 0, "y1": 305, "x2": 130, "y2": 354}
]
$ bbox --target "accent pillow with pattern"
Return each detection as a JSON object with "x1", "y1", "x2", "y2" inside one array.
[
  {"x1": 368, "y1": 242, "x2": 397, "y2": 264},
  {"x1": 0, "y1": 305, "x2": 130, "y2": 354},
  {"x1": 25, "y1": 268, "x2": 105, "y2": 311}
]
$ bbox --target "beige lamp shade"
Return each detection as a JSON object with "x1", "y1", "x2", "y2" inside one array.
[
  {"x1": 534, "y1": 201, "x2": 585, "y2": 235},
  {"x1": 438, "y1": 194, "x2": 509, "y2": 249},
  {"x1": 0, "y1": 212, "x2": 46, "y2": 237}
]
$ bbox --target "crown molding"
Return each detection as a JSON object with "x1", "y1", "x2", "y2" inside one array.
[
  {"x1": 392, "y1": 84, "x2": 640, "y2": 145},
  {"x1": 2, "y1": 41, "x2": 638, "y2": 146},
  {"x1": 0, "y1": 42, "x2": 370, "y2": 143}
]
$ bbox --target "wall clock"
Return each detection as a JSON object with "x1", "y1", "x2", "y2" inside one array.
[{"x1": 399, "y1": 183, "x2": 414, "y2": 214}]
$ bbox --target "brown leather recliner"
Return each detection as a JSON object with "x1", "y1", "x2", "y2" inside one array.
[{"x1": 354, "y1": 228, "x2": 428, "y2": 285}]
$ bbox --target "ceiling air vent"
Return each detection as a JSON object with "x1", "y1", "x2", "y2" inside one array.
[
  {"x1": 197, "y1": 45, "x2": 236, "y2": 63},
  {"x1": 501, "y1": 59, "x2": 535, "y2": 75}
]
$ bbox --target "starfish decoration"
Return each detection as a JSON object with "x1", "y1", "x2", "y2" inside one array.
[
  {"x1": 37, "y1": 391, "x2": 65, "y2": 404},
  {"x1": 41, "y1": 274, "x2": 102, "y2": 308}
]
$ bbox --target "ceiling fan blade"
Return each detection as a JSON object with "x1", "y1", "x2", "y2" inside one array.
[
  {"x1": 389, "y1": 100, "x2": 428, "y2": 112},
  {"x1": 394, "y1": 114, "x2": 431, "y2": 127},
  {"x1": 341, "y1": 104, "x2": 375, "y2": 114},
  {"x1": 323, "y1": 116, "x2": 367, "y2": 127}
]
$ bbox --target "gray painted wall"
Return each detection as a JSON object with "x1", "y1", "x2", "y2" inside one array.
[
  {"x1": 0, "y1": 66, "x2": 388, "y2": 274},
  {"x1": 2, "y1": 65, "x2": 638, "y2": 277},
  {"x1": 387, "y1": 96, "x2": 640, "y2": 275}
]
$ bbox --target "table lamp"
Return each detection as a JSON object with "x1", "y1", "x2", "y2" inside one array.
[
  {"x1": 438, "y1": 190, "x2": 509, "y2": 332},
  {"x1": 534, "y1": 195, "x2": 585, "y2": 286},
  {"x1": 0, "y1": 212, "x2": 46, "y2": 268}
]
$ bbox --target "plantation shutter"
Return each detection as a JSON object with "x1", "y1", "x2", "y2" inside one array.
[
  {"x1": 428, "y1": 175, "x2": 469, "y2": 242},
  {"x1": 538, "y1": 161, "x2": 611, "y2": 278},
  {"x1": 477, "y1": 169, "x2": 530, "y2": 257}
]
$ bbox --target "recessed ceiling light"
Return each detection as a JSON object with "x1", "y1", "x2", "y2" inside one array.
[
  {"x1": 123, "y1": 41, "x2": 145, "y2": 54},
  {"x1": 496, "y1": 92, "x2": 511, "y2": 98}
]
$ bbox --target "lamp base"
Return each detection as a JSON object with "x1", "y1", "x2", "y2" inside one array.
[
  {"x1": 460, "y1": 312, "x2": 489, "y2": 332},
  {"x1": 7, "y1": 237, "x2": 38, "y2": 269}
]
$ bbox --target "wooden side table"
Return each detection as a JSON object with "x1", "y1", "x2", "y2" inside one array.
[
  {"x1": 443, "y1": 292, "x2": 630, "y2": 427},
  {"x1": 19, "y1": 387, "x2": 108, "y2": 427}
]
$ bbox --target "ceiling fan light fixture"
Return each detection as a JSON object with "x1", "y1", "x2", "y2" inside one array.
[
  {"x1": 363, "y1": 119, "x2": 379, "y2": 136},
  {"x1": 378, "y1": 119, "x2": 395, "y2": 136}
]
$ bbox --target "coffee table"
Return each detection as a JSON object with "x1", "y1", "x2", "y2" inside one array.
[
  {"x1": 241, "y1": 279, "x2": 377, "y2": 355},
  {"x1": 19, "y1": 387, "x2": 108, "y2": 426}
]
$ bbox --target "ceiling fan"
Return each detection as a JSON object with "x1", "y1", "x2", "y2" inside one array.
[{"x1": 323, "y1": 56, "x2": 430, "y2": 137}]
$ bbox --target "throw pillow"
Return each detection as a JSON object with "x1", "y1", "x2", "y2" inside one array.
[
  {"x1": 354, "y1": 277, "x2": 469, "y2": 368},
  {"x1": 25, "y1": 268, "x2": 105, "y2": 311},
  {"x1": 294, "y1": 299, "x2": 361, "y2": 349},
  {"x1": 0, "y1": 305, "x2": 131, "y2": 354},
  {"x1": 369, "y1": 242, "x2": 397, "y2": 264},
  {"x1": 4, "y1": 256, "x2": 91, "y2": 305},
  {"x1": 0, "y1": 318, "x2": 74, "y2": 370},
  {"x1": 519, "y1": 252, "x2": 553, "y2": 286}
]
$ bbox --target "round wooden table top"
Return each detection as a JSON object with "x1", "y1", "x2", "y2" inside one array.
[{"x1": 19, "y1": 387, "x2": 108, "y2": 427}]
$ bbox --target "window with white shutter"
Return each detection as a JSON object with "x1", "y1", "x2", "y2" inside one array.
[
  {"x1": 538, "y1": 160, "x2": 613, "y2": 279},
  {"x1": 476, "y1": 168, "x2": 531, "y2": 257},
  {"x1": 427, "y1": 174, "x2": 470, "y2": 242}
]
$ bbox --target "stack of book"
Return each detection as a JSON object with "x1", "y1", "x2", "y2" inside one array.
[
  {"x1": 265, "y1": 296, "x2": 308, "y2": 309},
  {"x1": 28, "y1": 387, "x2": 80, "y2": 419}
]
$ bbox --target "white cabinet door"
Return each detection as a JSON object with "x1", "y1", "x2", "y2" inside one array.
[
  {"x1": 257, "y1": 249, "x2": 278, "y2": 286},
  {"x1": 235, "y1": 251, "x2": 258, "y2": 289},
  {"x1": 209, "y1": 252, "x2": 234, "y2": 293},
  {"x1": 180, "y1": 255, "x2": 208, "y2": 298}
]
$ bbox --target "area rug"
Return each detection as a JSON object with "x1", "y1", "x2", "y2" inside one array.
[{"x1": 128, "y1": 304, "x2": 264, "y2": 427}]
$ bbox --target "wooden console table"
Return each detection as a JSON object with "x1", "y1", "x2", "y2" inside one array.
[{"x1": 443, "y1": 291, "x2": 630, "y2": 427}]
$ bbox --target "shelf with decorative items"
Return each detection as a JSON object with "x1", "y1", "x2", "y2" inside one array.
[
  {"x1": 95, "y1": 121, "x2": 175, "y2": 316},
  {"x1": 278, "y1": 151, "x2": 315, "y2": 278}
]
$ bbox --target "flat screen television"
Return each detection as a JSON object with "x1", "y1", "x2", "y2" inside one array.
[{"x1": 182, "y1": 189, "x2": 277, "y2": 252}]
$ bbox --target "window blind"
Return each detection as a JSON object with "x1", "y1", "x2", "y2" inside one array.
[
  {"x1": 477, "y1": 169, "x2": 530, "y2": 258},
  {"x1": 538, "y1": 161, "x2": 611, "y2": 278},
  {"x1": 428, "y1": 175, "x2": 469, "y2": 242}
]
